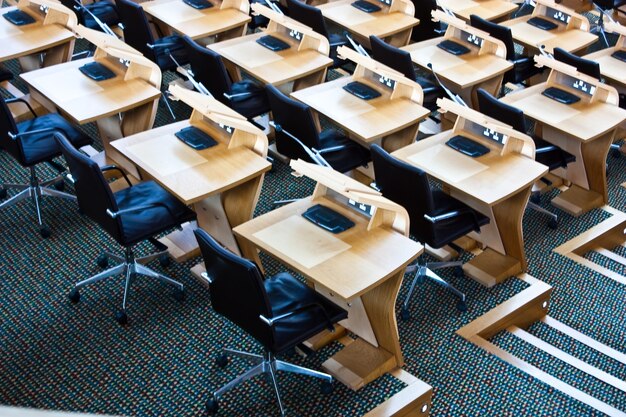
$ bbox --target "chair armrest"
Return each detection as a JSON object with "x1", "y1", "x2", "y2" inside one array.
[
  {"x1": 5, "y1": 97, "x2": 37, "y2": 118},
  {"x1": 269, "y1": 121, "x2": 331, "y2": 167},
  {"x1": 317, "y1": 144, "x2": 348, "y2": 154},
  {"x1": 259, "y1": 302, "x2": 335, "y2": 332},
  {"x1": 329, "y1": 39, "x2": 348, "y2": 48},
  {"x1": 8, "y1": 126, "x2": 61, "y2": 140},
  {"x1": 424, "y1": 207, "x2": 482, "y2": 232},
  {"x1": 223, "y1": 91, "x2": 254, "y2": 101},
  {"x1": 106, "y1": 201, "x2": 176, "y2": 219},
  {"x1": 100, "y1": 164, "x2": 133, "y2": 187},
  {"x1": 535, "y1": 145, "x2": 558, "y2": 154}
]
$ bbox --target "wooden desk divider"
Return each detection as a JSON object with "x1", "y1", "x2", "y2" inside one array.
[
  {"x1": 251, "y1": 3, "x2": 330, "y2": 56},
  {"x1": 163, "y1": 85, "x2": 270, "y2": 271},
  {"x1": 530, "y1": 0, "x2": 590, "y2": 32},
  {"x1": 19, "y1": 0, "x2": 76, "y2": 30},
  {"x1": 337, "y1": 45, "x2": 424, "y2": 107},
  {"x1": 432, "y1": 10, "x2": 507, "y2": 59},
  {"x1": 605, "y1": 21, "x2": 626, "y2": 44}
]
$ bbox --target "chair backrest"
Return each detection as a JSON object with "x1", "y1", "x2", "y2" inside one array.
[
  {"x1": 287, "y1": 0, "x2": 329, "y2": 38},
  {"x1": 411, "y1": 0, "x2": 440, "y2": 42},
  {"x1": 476, "y1": 88, "x2": 526, "y2": 132},
  {"x1": 553, "y1": 47, "x2": 601, "y2": 80},
  {"x1": 266, "y1": 84, "x2": 322, "y2": 160},
  {"x1": 182, "y1": 36, "x2": 233, "y2": 104},
  {"x1": 371, "y1": 144, "x2": 437, "y2": 243},
  {"x1": 55, "y1": 133, "x2": 124, "y2": 243},
  {"x1": 115, "y1": 0, "x2": 156, "y2": 61},
  {"x1": 369, "y1": 35, "x2": 417, "y2": 80},
  {"x1": 0, "y1": 99, "x2": 23, "y2": 162},
  {"x1": 194, "y1": 228, "x2": 275, "y2": 348},
  {"x1": 469, "y1": 15, "x2": 514, "y2": 60}
]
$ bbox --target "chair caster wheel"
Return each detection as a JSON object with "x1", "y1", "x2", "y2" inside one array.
[
  {"x1": 529, "y1": 193, "x2": 541, "y2": 204},
  {"x1": 0, "y1": 188, "x2": 6, "y2": 199},
  {"x1": 548, "y1": 218, "x2": 558, "y2": 230},
  {"x1": 115, "y1": 310, "x2": 128, "y2": 325},
  {"x1": 53, "y1": 181, "x2": 65, "y2": 191},
  {"x1": 320, "y1": 380, "x2": 334, "y2": 395},
  {"x1": 454, "y1": 266, "x2": 464, "y2": 278},
  {"x1": 215, "y1": 354, "x2": 229, "y2": 368},
  {"x1": 173, "y1": 288, "x2": 185, "y2": 301},
  {"x1": 400, "y1": 308, "x2": 410, "y2": 321},
  {"x1": 96, "y1": 254, "x2": 108, "y2": 268},
  {"x1": 456, "y1": 300, "x2": 467, "y2": 312},
  {"x1": 159, "y1": 254, "x2": 171, "y2": 268},
  {"x1": 39, "y1": 226, "x2": 51, "y2": 238},
  {"x1": 206, "y1": 398, "x2": 219, "y2": 414},
  {"x1": 68, "y1": 288, "x2": 80, "y2": 303}
]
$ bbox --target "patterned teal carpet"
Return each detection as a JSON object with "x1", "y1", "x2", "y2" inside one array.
[{"x1": 2, "y1": 25, "x2": 626, "y2": 417}]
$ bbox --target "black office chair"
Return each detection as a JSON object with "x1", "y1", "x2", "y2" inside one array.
[
  {"x1": 0, "y1": 98, "x2": 92, "y2": 238},
  {"x1": 182, "y1": 36, "x2": 270, "y2": 121},
  {"x1": 470, "y1": 15, "x2": 543, "y2": 90},
  {"x1": 371, "y1": 144, "x2": 489, "y2": 318},
  {"x1": 266, "y1": 84, "x2": 370, "y2": 172},
  {"x1": 369, "y1": 35, "x2": 445, "y2": 112},
  {"x1": 194, "y1": 228, "x2": 347, "y2": 416},
  {"x1": 55, "y1": 133, "x2": 196, "y2": 325},
  {"x1": 115, "y1": 0, "x2": 189, "y2": 119},
  {"x1": 476, "y1": 88, "x2": 575, "y2": 228},
  {"x1": 59, "y1": 0, "x2": 120, "y2": 33},
  {"x1": 592, "y1": 0, "x2": 626, "y2": 47},
  {"x1": 287, "y1": 0, "x2": 348, "y2": 68},
  {"x1": 410, "y1": 0, "x2": 442, "y2": 42}
]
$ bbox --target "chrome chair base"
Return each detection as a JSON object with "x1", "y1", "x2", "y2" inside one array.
[
  {"x1": 69, "y1": 246, "x2": 184, "y2": 325},
  {"x1": 0, "y1": 167, "x2": 75, "y2": 237},
  {"x1": 207, "y1": 348, "x2": 333, "y2": 416},
  {"x1": 401, "y1": 259, "x2": 467, "y2": 320},
  {"x1": 528, "y1": 200, "x2": 558, "y2": 229}
]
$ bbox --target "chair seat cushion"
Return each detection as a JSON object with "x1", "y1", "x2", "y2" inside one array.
[
  {"x1": 16, "y1": 114, "x2": 92, "y2": 166},
  {"x1": 229, "y1": 80, "x2": 270, "y2": 119},
  {"x1": 318, "y1": 130, "x2": 371, "y2": 173},
  {"x1": 84, "y1": 0, "x2": 120, "y2": 30},
  {"x1": 264, "y1": 272, "x2": 348, "y2": 354},
  {"x1": 114, "y1": 181, "x2": 196, "y2": 246},
  {"x1": 427, "y1": 190, "x2": 490, "y2": 248},
  {"x1": 154, "y1": 35, "x2": 190, "y2": 71},
  {"x1": 533, "y1": 137, "x2": 576, "y2": 170},
  {"x1": 509, "y1": 53, "x2": 543, "y2": 84}
]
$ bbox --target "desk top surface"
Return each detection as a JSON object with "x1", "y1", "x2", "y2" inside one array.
[
  {"x1": 501, "y1": 84, "x2": 626, "y2": 141},
  {"x1": 585, "y1": 47, "x2": 626, "y2": 86},
  {"x1": 209, "y1": 31, "x2": 333, "y2": 85},
  {"x1": 234, "y1": 195, "x2": 422, "y2": 300},
  {"x1": 20, "y1": 57, "x2": 161, "y2": 124},
  {"x1": 392, "y1": 130, "x2": 547, "y2": 205},
  {"x1": 402, "y1": 38, "x2": 513, "y2": 89},
  {"x1": 291, "y1": 76, "x2": 429, "y2": 143},
  {"x1": 318, "y1": 0, "x2": 418, "y2": 38},
  {"x1": 142, "y1": 0, "x2": 250, "y2": 39},
  {"x1": 501, "y1": 15, "x2": 597, "y2": 53},
  {"x1": 111, "y1": 120, "x2": 271, "y2": 204},
  {"x1": 438, "y1": 0, "x2": 518, "y2": 21},
  {"x1": 0, "y1": 6, "x2": 74, "y2": 61}
]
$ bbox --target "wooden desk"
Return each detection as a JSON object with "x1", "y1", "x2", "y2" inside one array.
[
  {"x1": 112, "y1": 85, "x2": 271, "y2": 268},
  {"x1": 0, "y1": 0, "x2": 76, "y2": 120},
  {"x1": 402, "y1": 11, "x2": 512, "y2": 109},
  {"x1": 438, "y1": 0, "x2": 517, "y2": 22},
  {"x1": 318, "y1": 0, "x2": 418, "y2": 48},
  {"x1": 209, "y1": 3, "x2": 332, "y2": 91},
  {"x1": 393, "y1": 99, "x2": 547, "y2": 287},
  {"x1": 291, "y1": 46, "x2": 429, "y2": 153},
  {"x1": 142, "y1": 0, "x2": 250, "y2": 42},
  {"x1": 501, "y1": 55, "x2": 626, "y2": 216},
  {"x1": 584, "y1": 22, "x2": 626, "y2": 89},
  {"x1": 500, "y1": 0, "x2": 597, "y2": 54},
  {"x1": 234, "y1": 159, "x2": 422, "y2": 390},
  {"x1": 20, "y1": 25, "x2": 162, "y2": 170}
]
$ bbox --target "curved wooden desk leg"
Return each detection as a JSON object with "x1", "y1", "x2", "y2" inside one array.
[
  {"x1": 215, "y1": 23, "x2": 248, "y2": 42},
  {"x1": 293, "y1": 68, "x2": 328, "y2": 91},
  {"x1": 550, "y1": 132, "x2": 613, "y2": 216},
  {"x1": 321, "y1": 270, "x2": 404, "y2": 390},
  {"x1": 463, "y1": 187, "x2": 530, "y2": 287},
  {"x1": 386, "y1": 28, "x2": 413, "y2": 47},
  {"x1": 42, "y1": 40, "x2": 75, "y2": 67},
  {"x1": 468, "y1": 75, "x2": 504, "y2": 109},
  {"x1": 381, "y1": 122, "x2": 421, "y2": 152}
]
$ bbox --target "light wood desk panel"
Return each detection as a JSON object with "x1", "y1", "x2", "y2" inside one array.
[{"x1": 438, "y1": 0, "x2": 517, "y2": 22}]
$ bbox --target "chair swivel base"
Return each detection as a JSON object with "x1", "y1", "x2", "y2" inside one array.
[
  {"x1": 68, "y1": 246, "x2": 184, "y2": 325},
  {"x1": 528, "y1": 200, "x2": 558, "y2": 229},
  {"x1": 401, "y1": 261, "x2": 467, "y2": 320},
  {"x1": 0, "y1": 167, "x2": 75, "y2": 238},
  {"x1": 207, "y1": 348, "x2": 334, "y2": 416}
]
